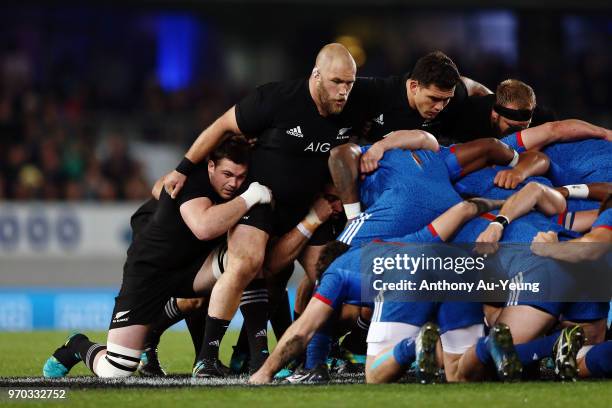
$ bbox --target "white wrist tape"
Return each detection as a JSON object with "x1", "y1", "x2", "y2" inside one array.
[
  {"x1": 305, "y1": 208, "x2": 322, "y2": 227},
  {"x1": 564, "y1": 184, "x2": 589, "y2": 199},
  {"x1": 508, "y1": 150, "x2": 520, "y2": 168},
  {"x1": 343, "y1": 202, "x2": 362, "y2": 220},
  {"x1": 240, "y1": 183, "x2": 266, "y2": 209},
  {"x1": 297, "y1": 223, "x2": 312, "y2": 239}
]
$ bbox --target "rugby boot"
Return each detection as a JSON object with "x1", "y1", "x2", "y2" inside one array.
[
  {"x1": 43, "y1": 333, "x2": 86, "y2": 378},
  {"x1": 284, "y1": 363, "x2": 331, "y2": 384},
  {"x1": 229, "y1": 346, "x2": 250, "y2": 375},
  {"x1": 192, "y1": 358, "x2": 230, "y2": 378},
  {"x1": 553, "y1": 325, "x2": 585, "y2": 381},
  {"x1": 414, "y1": 322, "x2": 440, "y2": 384},
  {"x1": 137, "y1": 347, "x2": 167, "y2": 377},
  {"x1": 487, "y1": 323, "x2": 523, "y2": 381},
  {"x1": 329, "y1": 347, "x2": 366, "y2": 374},
  {"x1": 274, "y1": 357, "x2": 303, "y2": 380}
]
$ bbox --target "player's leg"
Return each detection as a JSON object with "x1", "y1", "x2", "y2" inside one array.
[
  {"x1": 578, "y1": 341, "x2": 612, "y2": 378},
  {"x1": 496, "y1": 305, "x2": 558, "y2": 344},
  {"x1": 194, "y1": 224, "x2": 268, "y2": 376}
]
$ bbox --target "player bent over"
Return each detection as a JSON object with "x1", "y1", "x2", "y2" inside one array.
[{"x1": 42, "y1": 136, "x2": 272, "y2": 378}]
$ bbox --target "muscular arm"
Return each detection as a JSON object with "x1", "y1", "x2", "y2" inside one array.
[
  {"x1": 461, "y1": 76, "x2": 493, "y2": 96},
  {"x1": 329, "y1": 143, "x2": 362, "y2": 209},
  {"x1": 521, "y1": 119, "x2": 612, "y2": 151},
  {"x1": 250, "y1": 297, "x2": 334, "y2": 384},
  {"x1": 556, "y1": 182, "x2": 612, "y2": 202},
  {"x1": 531, "y1": 229, "x2": 612, "y2": 262},
  {"x1": 493, "y1": 151, "x2": 550, "y2": 189},
  {"x1": 360, "y1": 130, "x2": 439, "y2": 173},
  {"x1": 265, "y1": 197, "x2": 333, "y2": 275},
  {"x1": 179, "y1": 195, "x2": 250, "y2": 241},
  {"x1": 477, "y1": 182, "x2": 566, "y2": 244}
]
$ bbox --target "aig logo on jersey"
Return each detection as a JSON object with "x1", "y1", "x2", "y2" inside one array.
[{"x1": 304, "y1": 142, "x2": 330, "y2": 153}]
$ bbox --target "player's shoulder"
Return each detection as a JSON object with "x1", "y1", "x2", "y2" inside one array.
[{"x1": 254, "y1": 78, "x2": 307, "y2": 102}]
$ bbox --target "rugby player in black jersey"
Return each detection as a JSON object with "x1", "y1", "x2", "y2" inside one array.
[
  {"x1": 162, "y1": 43, "x2": 400, "y2": 377},
  {"x1": 42, "y1": 136, "x2": 273, "y2": 379},
  {"x1": 447, "y1": 79, "x2": 557, "y2": 143}
]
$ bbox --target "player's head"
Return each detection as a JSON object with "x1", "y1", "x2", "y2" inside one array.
[
  {"x1": 408, "y1": 51, "x2": 460, "y2": 120},
  {"x1": 598, "y1": 194, "x2": 612, "y2": 215},
  {"x1": 491, "y1": 79, "x2": 536, "y2": 137},
  {"x1": 208, "y1": 135, "x2": 250, "y2": 199},
  {"x1": 316, "y1": 240, "x2": 350, "y2": 279},
  {"x1": 311, "y1": 43, "x2": 357, "y2": 116},
  {"x1": 322, "y1": 183, "x2": 343, "y2": 219}
]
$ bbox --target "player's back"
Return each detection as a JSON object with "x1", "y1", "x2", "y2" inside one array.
[{"x1": 543, "y1": 139, "x2": 612, "y2": 185}]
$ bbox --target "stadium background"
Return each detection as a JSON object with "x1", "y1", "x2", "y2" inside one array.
[{"x1": 0, "y1": 1, "x2": 610, "y2": 335}]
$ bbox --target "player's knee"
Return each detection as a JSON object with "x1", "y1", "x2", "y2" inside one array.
[
  {"x1": 524, "y1": 181, "x2": 545, "y2": 196},
  {"x1": 94, "y1": 343, "x2": 141, "y2": 378},
  {"x1": 228, "y1": 246, "x2": 265, "y2": 278}
]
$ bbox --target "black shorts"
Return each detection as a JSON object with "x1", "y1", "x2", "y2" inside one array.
[
  {"x1": 109, "y1": 252, "x2": 209, "y2": 330},
  {"x1": 238, "y1": 202, "x2": 345, "y2": 245}
]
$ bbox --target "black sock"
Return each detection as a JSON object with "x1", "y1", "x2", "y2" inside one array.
[
  {"x1": 240, "y1": 279, "x2": 269, "y2": 372},
  {"x1": 185, "y1": 310, "x2": 206, "y2": 366},
  {"x1": 234, "y1": 323, "x2": 250, "y2": 355},
  {"x1": 270, "y1": 289, "x2": 292, "y2": 340},
  {"x1": 70, "y1": 334, "x2": 106, "y2": 372},
  {"x1": 144, "y1": 297, "x2": 185, "y2": 350},
  {"x1": 340, "y1": 316, "x2": 370, "y2": 355},
  {"x1": 197, "y1": 315, "x2": 230, "y2": 362}
]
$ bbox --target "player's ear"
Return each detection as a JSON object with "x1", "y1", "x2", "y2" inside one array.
[
  {"x1": 313, "y1": 67, "x2": 320, "y2": 80},
  {"x1": 408, "y1": 79, "x2": 419, "y2": 95},
  {"x1": 208, "y1": 159, "x2": 215, "y2": 172}
]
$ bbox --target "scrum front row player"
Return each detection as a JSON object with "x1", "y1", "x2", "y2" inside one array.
[{"x1": 42, "y1": 136, "x2": 273, "y2": 379}]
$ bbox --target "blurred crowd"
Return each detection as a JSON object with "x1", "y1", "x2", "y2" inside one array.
[{"x1": 0, "y1": 7, "x2": 609, "y2": 201}]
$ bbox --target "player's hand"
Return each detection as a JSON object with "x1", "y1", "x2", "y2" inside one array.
[
  {"x1": 249, "y1": 370, "x2": 272, "y2": 385},
  {"x1": 476, "y1": 223, "x2": 503, "y2": 244},
  {"x1": 240, "y1": 182, "x2": 273, "y2": 209},
  {"x1": 311, "y1": 196, "x2": 334, "y2": 224},
  {"x1": 360, "y1": 144, "x2": 384, "y2": 174},
  {"x1": 494, "y1": 169, "x2": 524, "y2": 189},
  {"x1": 164, "y1": 170, "x2": 187, "y2": 199},
  {"x1": 530, "y1": 231, "x2": 559, "y2": 257}
]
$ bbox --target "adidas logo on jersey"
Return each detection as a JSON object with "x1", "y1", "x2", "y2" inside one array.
[
  {"x1": 255, "y1": 329, "x2": 267, "y2": 338},
  {"x1": 373, "y1": 114, "x2": 384, "y2": 125},
  {"x1": 208, "y1": 340, "x2": 220, "y2": 347},
  {"x1": 287, "y1": 126, "x2": 304, "y2": 138}
]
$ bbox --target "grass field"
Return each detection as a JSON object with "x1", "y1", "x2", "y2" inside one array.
[{"x1": 0, "y1": 331, "x2": 611, "y2": 408}]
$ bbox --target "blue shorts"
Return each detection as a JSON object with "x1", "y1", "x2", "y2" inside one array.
[{"x1": 372, "y1": 301, "x2": 482, "y2": 334}]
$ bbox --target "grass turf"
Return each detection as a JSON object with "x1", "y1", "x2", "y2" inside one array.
[{"x1": 0, "y1": 331, "x2": 611, "y2": 408}]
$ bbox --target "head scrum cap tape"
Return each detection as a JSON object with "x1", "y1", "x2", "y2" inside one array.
[{"x1": 493, "y1": 104, "x2": 534, "y2": 122}]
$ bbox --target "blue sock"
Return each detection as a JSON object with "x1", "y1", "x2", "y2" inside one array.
[
  {"x1": 305, "y1": 331, "x2": 332, "y2": 369},
  {"x1": 585, "y1": 341, "x2": 612, "y2": 378},
  {"x1": 392, "y1": 338, "x2": 416, "y2": 366},
  {"x1": 515, "y1": 330, "x2": 561, "y2": 366},
  {"x1": 475, "y1": 337, "x2": 492, "y2": 365}
]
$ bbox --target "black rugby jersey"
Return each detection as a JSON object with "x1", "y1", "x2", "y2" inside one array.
[
  {"x1": 126, "y1": 164, "x2": 225, "y2": 272},
  {"x1": 235, "y1": 78, "x2": 390, "y2": 205},
  {"x1": 363, "y1": 73, "x2": 468, "y2": 142}
]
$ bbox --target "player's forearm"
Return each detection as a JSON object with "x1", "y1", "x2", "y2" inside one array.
[
  {"x1": 329, "y1": 144, "x2": 362, "y2": 206},
  {"x1": 195, "y1": 198, "x2": 248, "y2": 241},
  {"x1": 534, "y1": 237, "x2": 609, "y2": 262},
  {"x1": 520, "y1": 119, "x2": 610, "y2": 151},
  {"x1": 513, "y1": 151, "x2": 550, "y2": 178},
  {"x1": 258, "y1": 323, "x2": 312, "y2": 378},
  {"x1": 184, "y1": 107, "x2": 240, "y2": 164},
  {"x1": 375, "y1": 130, "x2": 439, "y2": 153},
  {"x1": 500, "y1": 182, "x2": 565, "y2": 220}
]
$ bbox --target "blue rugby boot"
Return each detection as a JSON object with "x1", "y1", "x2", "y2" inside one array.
[{"x1": 43, "y1": 333, "x2": 86, "y2": 378}]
